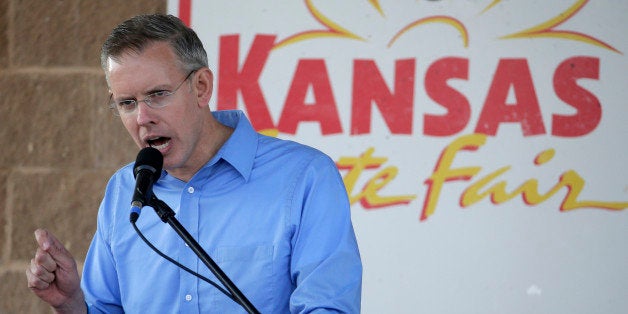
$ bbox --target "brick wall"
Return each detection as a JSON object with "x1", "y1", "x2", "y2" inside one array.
[{"x1": 0, "y1": 1, "x2": 166, "y2": 312}]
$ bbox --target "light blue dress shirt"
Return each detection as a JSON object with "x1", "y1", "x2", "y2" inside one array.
[{"x1": 81, "y1": 110, "x2": 362, "y2": 313}]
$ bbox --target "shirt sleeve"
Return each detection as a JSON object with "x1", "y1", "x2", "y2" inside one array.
[
  {"x1": 81, "y1": 179, "x2": 125, "y2": 314},
  {"x1": 289, "y1": 154, "x2": 363, "y2": 313}
]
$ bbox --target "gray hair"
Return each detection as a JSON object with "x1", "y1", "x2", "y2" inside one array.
[{"x1": 101, "y1": 14, "x2": 208, "y2": 75}]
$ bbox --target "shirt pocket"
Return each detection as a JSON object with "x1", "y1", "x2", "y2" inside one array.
[{"x1": 209, "y1": 245, "x2": 275, "y2": 312}]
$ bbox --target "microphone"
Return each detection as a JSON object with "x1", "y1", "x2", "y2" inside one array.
[{"x1": 129, "y1": 147, "x2": 163, "y2": 223}]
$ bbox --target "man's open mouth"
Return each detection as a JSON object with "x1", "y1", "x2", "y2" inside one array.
[{"x1": 147, "y1": 137, "x2": 171, "y2": 150}]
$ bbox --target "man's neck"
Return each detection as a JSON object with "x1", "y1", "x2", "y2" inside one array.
[{"x1": 168, "y1": 118, "x2": 234, "y2": 182}]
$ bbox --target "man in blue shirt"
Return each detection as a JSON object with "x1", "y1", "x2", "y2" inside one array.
[{"x1": 26, "y1": 14, "x2": 362, "y2": 313}]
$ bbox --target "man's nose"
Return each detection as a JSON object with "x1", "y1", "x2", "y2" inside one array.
[{"x1": 136, "y1": 100, "x2": 157, "y2": 125}]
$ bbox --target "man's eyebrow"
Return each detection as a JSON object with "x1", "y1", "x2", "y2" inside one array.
[{"x1": 112, "y1": 83, "x2": 172, "y2": 100}]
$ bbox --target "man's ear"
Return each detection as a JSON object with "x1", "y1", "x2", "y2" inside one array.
[{"x1": 194, "y1": 67, "x2": 214, "y2": 107}]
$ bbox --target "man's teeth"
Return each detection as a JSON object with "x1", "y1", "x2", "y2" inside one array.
[
  {"x1": 151, "y1": 142, "x2": 169, "y2": 150},
  {"x1": 148, "y1": 138, "x2": 170, "y2": 150}
]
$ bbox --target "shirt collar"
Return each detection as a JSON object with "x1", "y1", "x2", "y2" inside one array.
[{"x1": 210, "y1": 110, "x2": 258, "y2": 182}]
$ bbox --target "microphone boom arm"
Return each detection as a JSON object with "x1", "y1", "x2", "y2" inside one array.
[{"x1": 148, "y1": 195, "x2": 260, "y2": 314}]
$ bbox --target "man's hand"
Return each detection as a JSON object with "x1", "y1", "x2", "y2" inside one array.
[{"x1": 25, "y1": 229, "x2": 87, "y2": 314}]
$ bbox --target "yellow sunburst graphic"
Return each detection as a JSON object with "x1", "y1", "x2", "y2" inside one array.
[
  {"x1": 388, "y1": 15, "x2": 468, "y2": 48},
  {"x1": 273, "y1": 0, "x2": 366, "y2": 49},
  {"x1": 495, "y1": 0, "x2": 621, "y2": 54},
  {"x1": 273, "y1": 0, "x2": 620, "y2": 54}
]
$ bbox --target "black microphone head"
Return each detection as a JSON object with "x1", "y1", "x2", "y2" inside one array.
[{"x1": 133, "y1": 147, "x2": 163, "y2": 181}]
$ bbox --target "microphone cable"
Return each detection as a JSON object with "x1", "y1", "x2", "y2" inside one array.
[{"x1": 130, "y1": 221, "x2": 238, "y2": 304}]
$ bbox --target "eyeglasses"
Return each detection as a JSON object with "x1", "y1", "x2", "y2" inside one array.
[{"x1": 109, "y1": 70, "x2": 195, "y2": 116}]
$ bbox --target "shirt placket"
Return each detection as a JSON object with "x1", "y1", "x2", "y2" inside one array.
[{"x1": 178, "y1": 182, "x2": 201, "y2": 313}]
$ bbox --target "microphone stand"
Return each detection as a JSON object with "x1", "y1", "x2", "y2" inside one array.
[{"x1": 148, "y1": 195, "x2": 260, "y2": 314}]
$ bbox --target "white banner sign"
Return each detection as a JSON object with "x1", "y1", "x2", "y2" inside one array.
[{"x1": 169, "y1": 1, "x2": 627, "y2": 313}]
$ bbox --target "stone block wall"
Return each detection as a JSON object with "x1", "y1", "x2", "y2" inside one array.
[{"x1": 0, "y1": 0, "x2": 166, "y2": 312}]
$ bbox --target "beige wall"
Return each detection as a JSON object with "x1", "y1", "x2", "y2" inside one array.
[{"x1": 0, "y1": 1, "x2": 166, "y2": 312}]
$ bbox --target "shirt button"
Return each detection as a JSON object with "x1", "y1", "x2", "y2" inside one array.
[
  {"x1": 185, "y1": 294, "x2": 192, "y2": 301},
  {"x1": 187, "y1": 186, "x2": 195, "y2": 193}
]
